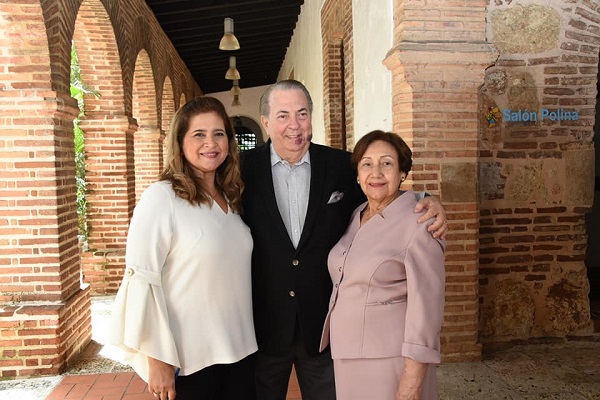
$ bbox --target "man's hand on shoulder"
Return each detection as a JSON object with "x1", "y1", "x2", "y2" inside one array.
[{"x1": 414, "y1": 195, "x2": 447, "y2": 240}]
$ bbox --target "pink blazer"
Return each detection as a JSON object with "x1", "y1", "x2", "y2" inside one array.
[{"x1": 320, "y1": 190, "x2": 446, "y2": 363}]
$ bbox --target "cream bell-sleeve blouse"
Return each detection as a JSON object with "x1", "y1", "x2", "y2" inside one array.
[{"x1": 107, "y1": 181, "x2": 257, "y2": 382}]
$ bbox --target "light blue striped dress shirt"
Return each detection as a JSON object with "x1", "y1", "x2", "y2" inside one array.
[{"x1": 270, "y1": 145, "x2": 311, "y2": 248}]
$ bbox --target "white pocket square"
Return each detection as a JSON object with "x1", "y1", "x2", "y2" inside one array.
[{"x1": 327, "y1": 191, "x2": 344, "y2": 204}]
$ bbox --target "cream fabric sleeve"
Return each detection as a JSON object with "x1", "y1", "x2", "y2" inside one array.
[{"x1": 107, "y1": 182, "x2": 180, "y2": 382}]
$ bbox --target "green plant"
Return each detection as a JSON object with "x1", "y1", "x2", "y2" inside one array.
[{"x1": 70, "y1": 43, "x2": 99, "y2": 241}]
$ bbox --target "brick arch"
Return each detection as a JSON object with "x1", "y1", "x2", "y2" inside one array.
[
  {"x1": 180, "y1": 73, "x2": 200, "y2": 102},
  {"x1": 321, "y1": 0, "x2": 354, "y2": 150},
  {"x1": 73, "y1": 0, "x2": 135, "y2": 295},
  {"x1": 74, "y1": 0, "x2": 125, "y2": 115},
  {"x1": 41, "y1": 0, "x2": 80, "y2": 95},
  {"x1": 133, "y1": 49, "x2": 161, "y2": 202}
]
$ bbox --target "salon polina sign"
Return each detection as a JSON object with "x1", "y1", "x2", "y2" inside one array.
[{"x1": 502, "y1": 108, "x2": 579, "y2": 122}]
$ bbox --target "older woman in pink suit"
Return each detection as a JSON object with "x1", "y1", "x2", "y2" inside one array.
[{"x1": 320, "y1": 130, "x2": 446, "y2": 400}]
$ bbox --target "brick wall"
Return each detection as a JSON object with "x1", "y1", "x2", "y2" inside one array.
[
  {"x1": 384, "y1": 0, "x2": 597, "y2": 359},
  {"x1": 478, "y1": 1, "x2": 596, "y2": 342},
  {"x1": 321, "y1": 0, "x2": 354, "y2": 150},
  {"x1": 0, "y1": 0, "x2": 200, "y2": 377}
]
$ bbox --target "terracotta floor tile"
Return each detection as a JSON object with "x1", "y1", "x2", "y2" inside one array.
[
  {"x1": 64, "y1": 383, "x2": 92, "y2": 398},
  {"x1": 95, "y1": 373, "x2": 119, "y2": 382},
  {"x1": 121, "y1": 394, "x2": 155, "y2": 400},
  {"x1": 46, "y1": 383, "x2": 75, "y2": 399},
  {"x1": 124, "y1": 377, "x2": 149, "y2": 394},
  {"x1": 86, "y1": 384, "x2": 126, "y2": 398},
  {"x1": 60, "y1": 375, "x2": 98, "y2": 385},
  {"x1": 97, "y1": 396, "x2": 125, "y2": 400}
]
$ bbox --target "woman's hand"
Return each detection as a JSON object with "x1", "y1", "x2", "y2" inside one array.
[
  {"x1": 148, "y1": 357, "x2": 177, "y2": 400},
  {"x1": 396, "y1": 358, "x2": 428, "y2": 400},
  {"x1": 414, "y1": 196, "x2": 447, "y2": 239}
]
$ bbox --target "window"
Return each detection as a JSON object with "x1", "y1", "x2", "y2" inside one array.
[{"x1": 235, "y1": 126, "x2": 258, "y2": 151}]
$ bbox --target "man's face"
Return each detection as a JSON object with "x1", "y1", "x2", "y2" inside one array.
[{"x1": 261, "y1": 88, "x2": 312, "y2": 164}]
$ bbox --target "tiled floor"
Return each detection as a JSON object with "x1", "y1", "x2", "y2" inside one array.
[
  {"x1": 0, "y1": 296, "x2": 599, "y2": 399},
  {"x1": 46, "y1": 373, "x2": 152, "y2": 400},
  {"x1": 43, "y1": 361, "x2": 301, "y2": 400},
  {"x1": 42, "y1": 363, "x2": 300, "y2": 400}
]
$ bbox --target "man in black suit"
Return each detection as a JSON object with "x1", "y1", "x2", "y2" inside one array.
[{"x1": 241, "y1": 80, "x2": 446, "y2": 400}]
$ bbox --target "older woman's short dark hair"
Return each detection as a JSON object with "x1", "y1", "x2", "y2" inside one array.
[{"x1": 351, "y1": 130, "x2": 413, "y2": 175}]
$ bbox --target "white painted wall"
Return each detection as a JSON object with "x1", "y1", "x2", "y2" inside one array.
[
  {"x1": 278, "y1": 0, "x2": 394, "y2": 145},
  {"x1": 208, "y1": 84, "x2": 269, "y2": 141},
  {"x1": 352, "y1": 0, "x2": 394, "y2": 139},
  {"x1": 278, "y1": 0, "x2": 327, "y2": 144}
]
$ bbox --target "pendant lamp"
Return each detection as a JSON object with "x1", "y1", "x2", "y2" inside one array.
[
  {"x1": 230, "y1": 79, "x2": 241, "y2": 96},
  {"x1": 219, "y1": 18, "x2": 240, "y2": 50},
  {"x1": 225, "y1": 56, "x2": 240, "y2": 80}
]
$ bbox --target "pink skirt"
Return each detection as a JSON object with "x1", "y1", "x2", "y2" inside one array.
[{"x1": 333, "y1": 357, "x2": 438, "y2": 400}]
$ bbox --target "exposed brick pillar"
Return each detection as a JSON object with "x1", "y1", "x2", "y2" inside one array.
[
  {"x1": 134, "y1": 126, "x2": 163, "y2": 202},
  {"x1": 79, "y1": 115, "x2": 136, "y2": 294},
  {"x1": 321, "y1": 0, "x2": 354, "y2": 150},
  {"x1": 0, "y1": 92, "x2": 92, "y2": 377},
  {"x1": 385, "y1": 41, "x2": 497, "y2": 361},
  {"x1": 323, "y1": 39, "x2": 346, "y2": 149},
  {"x1": 0, "y1": 0, "x2": 92, "y2": 377}
]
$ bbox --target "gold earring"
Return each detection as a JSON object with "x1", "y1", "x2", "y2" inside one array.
[{"x1": 357, "y1": 177, "x2": 360, "y2": 184}]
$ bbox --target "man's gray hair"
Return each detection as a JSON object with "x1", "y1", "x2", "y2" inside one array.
[{"x1": 259, "y1": 79, "x2": 314, "y2": 117}]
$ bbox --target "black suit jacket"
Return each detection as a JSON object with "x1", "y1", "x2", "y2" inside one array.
[{"x1": 241, "y1": 142, "x2": 365, "y2": 356}]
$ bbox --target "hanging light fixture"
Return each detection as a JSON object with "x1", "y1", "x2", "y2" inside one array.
[
  {"x1": 230, "y1": 79, "x2": 241, "y2": 96},
  {"x1": 225, "y1": 56, "x2": 240, "y2": 80},
  {"x1": 232, "y1": 94, "x2": 241, "y2": 106},
  {"x1": 219, "y1": 17, "x2": 240, "y2": 50}
]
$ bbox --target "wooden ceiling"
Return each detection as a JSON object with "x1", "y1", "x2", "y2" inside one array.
[{"x1": 145, "y1": 0, "x2": 304, "y2": 94}]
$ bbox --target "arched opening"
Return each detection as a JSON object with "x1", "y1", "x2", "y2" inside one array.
[
  {"x1": 132, "y1": 48, "x2": 160, "y2": 202},
  {"x1": 161, "y1": 76, "x2": 176, "y2": 169},
  {"x1": 232, "y1": 115, "x2": 264, "y2": 151},
  {"x1": 74, "y1": 0, "x2": 132, "y2": 294}
]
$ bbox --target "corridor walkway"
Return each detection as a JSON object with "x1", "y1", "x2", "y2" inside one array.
[{"x1": 0, "y1": 296, "x2": 598, "y2": 399}]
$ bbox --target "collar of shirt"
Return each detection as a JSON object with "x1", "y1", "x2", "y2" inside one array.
[{"x1": 270, "y1": 143, "x2": 311, "y2": 168}]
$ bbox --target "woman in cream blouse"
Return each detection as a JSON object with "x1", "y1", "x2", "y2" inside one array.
[
  {"x1": 320, "y1": 130, "x2": 446, "y2": 400},
  {"x1": 108, "y1": 97, "x2": 256, "y2": 400}
]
